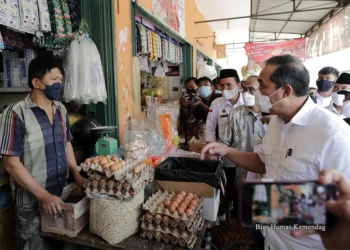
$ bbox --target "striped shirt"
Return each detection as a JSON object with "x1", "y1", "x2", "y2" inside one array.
[{"x1": 0, "y1": 95, "x2": 72, "y2": 207}]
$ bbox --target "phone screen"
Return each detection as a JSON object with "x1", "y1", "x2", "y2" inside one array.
[{"x1": 240, "y1": 181, "x2": 336, "y2": 227}]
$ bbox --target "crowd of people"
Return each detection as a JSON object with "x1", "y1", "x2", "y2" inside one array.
[{"x1": 178, "y1": 54, "x2": 350, "y2": 250}]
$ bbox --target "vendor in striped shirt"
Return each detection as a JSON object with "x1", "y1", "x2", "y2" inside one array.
[{"x1": 0, "y1": 56, "x2": 88, "y2": 250}]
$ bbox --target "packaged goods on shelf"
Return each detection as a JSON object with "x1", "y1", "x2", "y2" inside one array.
[
  {"x1": 0, "y1": 0, "x2": 20, "y2": 30},
  {"x1": 37, "y1": 0, "x2": 52, "y2": 32},
  {"x1": 89, "y1": 192, "x2": 144, "y2": 245},
  {"x1": 140, "y1": 190, "x2": 204, "y2": 249},
  {"x1": 41, "y1": 183, "x2": 89, "y2": 237}
]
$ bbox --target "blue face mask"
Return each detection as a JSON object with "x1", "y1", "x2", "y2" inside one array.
[
  {"x1": 40, "y1": 81, "x2": 63, "y2": 101},
  {"x1": 198, "y1": 86, "x2": 212, "y2": 98}
]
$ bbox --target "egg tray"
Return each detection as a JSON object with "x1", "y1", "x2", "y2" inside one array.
[
  {"x1": 81, "y1": 160, "x2": 148, "y2": 181},
  {"x1": 140, "y1": 229, "x2": 197, "y2": 249},
  {"x1": 142, "y1": 190, "x2": 203, "y2": 223},
  {"x1": 124, "y1": 140, "x2": 148, "y2": 153},
  {"x1": 85, "y1": 184, "x2": 144, "y2": 200},
  {"x1": 87, "y1": 173, "x2": 146, "y2": 192},
  {"x1": 86, "y1": 164, "x2": 151, "y2": 185},
  {"x1": 140, "y1": 216, "x2": 204, "y2": 240},
  {"x1": 140, "y1": 208, "x2": 203, "y2": 232}
]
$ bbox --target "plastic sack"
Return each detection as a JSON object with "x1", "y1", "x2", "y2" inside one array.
[
  {"x1": 64, "y1": 34, "x2": 107, "y2": 104},
  {"x1": 197, "y1": 61, "x2": 217, "y2": 80},
  {"x1": 154, "y1": 63, "x2": 165, "y2": 77},
  {"x1": 155, "y1": 157, "x2": 224, "y2": 189}
]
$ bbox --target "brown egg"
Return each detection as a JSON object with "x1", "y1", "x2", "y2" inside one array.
[
  {"x1": 110, "y1": 164, "x2": 117, "y2": 172},
  {"x1": 180, "y1": 202, "x2": 187, "y2": 209},
  {"x1": 99, "y1": 158, "x2": 107, "y2": 165},
  {"x1": 129, "y1": 189, "x2": 135, "y2": 196},
  {"x1": 84, "y1": 158, "x2": 91, "y2": 164},
  {"x1": 163, "y1": 200, "x2": 171, "y2": 208},
  {"x1": 186, "y1": 208, "x2": 194, "y2": 217},
  {"x1": 106, "y1": 155, "x2": 111, "y2": 159},
  {"x1": 187, "y1": 193, "x2": 194, "y2": 199},
  {"x1": 120, "y1": 160, "x2": 126, "y2": 166},
  {"x1": 169, "y1": 204, "x2": 176, "y2": 213},
  {"x1": 99, "y1": 178, "x2": 106, "y2": 185},
  {"x1": 145, "y1": 212, "x2": 152, "y2": 220},
  {"x1": 190, "y1": 200, "x2": 198, "y2": 207},
  {"x1": 95, "y1": 156, "x2": 100, "y2": 160},
  {"x1": 180, "y1": 191, "x2": 186, "y2": 197},
  {"x1": 189, "y1": 204, "x2": 196, "y2": 210},
  {"x1": 92, "y1": 158, "x2": 99, "y2": 164},
  {"x1": 184, "y1": 197, "x2": 191, "y2": 205},
  {"x1": 193, "y1": 197, "x2": 200, "y2": 202},
  {"x1": 163, "y1": 215, "x2": 169, "y2": 223},
  {"x1": 175, "y1": 197, "x2": 182, "y2": 204},
  {"x1": 171, "y1": 201, "x2": 178, "y2": 208},
  {"x1": 116, "y1": 163, "x2": 122, "y2": 169},
  {"x1": 177, "y1": 207, "x2": 185, "y2": 216},
  {"x1": 176, "y1": 194, "x2": 183, "y2": 200},
  {"x1": 101, "y1": 163, "x2": 109, "y2": 170},
  {"x1": 107, "y1": 179, "x2": 114, "y2": 186}
]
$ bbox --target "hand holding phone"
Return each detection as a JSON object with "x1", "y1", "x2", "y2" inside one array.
[
  {"x1": 292, "y1": 169, "x2": 350, "y2": 250},
  {"x1": 239, "y1": 179, "x2": 337, "y2": 227}
]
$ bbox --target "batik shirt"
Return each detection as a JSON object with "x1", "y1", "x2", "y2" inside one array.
[
  {"x1": 0, "y1": 95, "x2": 72, "y2": 207},
  {"x1": 222, "y1": 105, "x2": 263, "y2": 185}
]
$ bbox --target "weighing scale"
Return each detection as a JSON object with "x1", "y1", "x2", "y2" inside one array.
[{"x1": 90, "y1": 126, "x2": 118, "y2": 155}]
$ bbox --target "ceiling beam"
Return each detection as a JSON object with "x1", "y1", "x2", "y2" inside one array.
[
  {"x1": 251, "y1": 17, "x2": 319, "y2": 22},
  {"x1": 250, "y1": 30, "x2": 304, "y2": 35},
  {"x1": 195, "y1": 6, "x2": 345, "y2": 24}
]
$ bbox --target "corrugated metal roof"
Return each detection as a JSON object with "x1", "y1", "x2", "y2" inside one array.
[{"x1": 250, "y1": 0, "x2": 342, "y2": 42}]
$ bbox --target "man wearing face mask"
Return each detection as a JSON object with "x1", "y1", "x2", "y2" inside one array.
[
  {"x1": 196, "y1": 76, "x2": 222, "y2": 116},
  {"x1": 0, "y1": 56, "x2": 88, "y2": 250},
  {"x1": 325, "y1": 73, "x2": 350, "y2": 118},
  {"x1": 205, "y1": 69, "x2": 244, "y2": 221},
  {"x1": 310, "y1": 67, "x2": 339, "y2": 107},
  {"x1": 201, "y1": 55, "x2": 350, "y2": 250},
  {"x1": 337, "y1": 89, "x2": 350, "y2": 125}
]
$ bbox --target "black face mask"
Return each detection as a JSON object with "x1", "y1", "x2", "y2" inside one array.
[{"x1": 316, "y1": 79, "x2": 334, "y2": 92}]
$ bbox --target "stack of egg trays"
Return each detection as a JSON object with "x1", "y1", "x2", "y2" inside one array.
[
  {"x1": 140, "y1": 190, "x2": 204, "y2": 249},
  {"x1": 85, "y1": 161, "x2": 152, "y2": 200}
]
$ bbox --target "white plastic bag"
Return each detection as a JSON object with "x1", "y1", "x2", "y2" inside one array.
[
  {"x1": 197, "y1": 61, "x2": 217, "y2": 80},
  {"x1": 64, "y1": 34, "x2": 107, "y2": 104},
  {"x1": 154, "y1": 63, "x2": 165, "y2": 77}
]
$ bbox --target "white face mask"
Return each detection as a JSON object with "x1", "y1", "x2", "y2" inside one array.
[
  {"x1": 223, "y1": 88, "x2": 238, "y2": 101},
  {"x1": 243, "y1": 92, "x2": 255, "y2": 107},
  {"x1": 331, "y1": 92, "x2": 344, "y2": 106},
  {"x1": 257, "y1": 88, "x2": 283, "y2": 113},
  {"x1": 343, "y1": 100, "x2": 350, "y2": 118},
  {"x1": 198, "y1": 86, "x2": 212, "y2": 98}
]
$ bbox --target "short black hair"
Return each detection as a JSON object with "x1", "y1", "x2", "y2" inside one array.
[
  {"x1": 196, "y1": 76, "x2": 212, "y2": 86},
  {"x1": 28, "y1": 56, "x2": 64, "y2": 88},
  {"x1": 185, "y1": 77, "x2": 197, "y2": 85},
  {"x1": 318, "y1": 67, "x2": 339, "y2": 77},
  {"x1": 265, "y1": 54, "x2": 309, "y2": 97}
]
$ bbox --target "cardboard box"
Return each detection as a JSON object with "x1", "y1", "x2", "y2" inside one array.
[
  {"x1": 188, "y1": 142, "x2": 206, "y2": 153},
  {"x1": 41, "y1": 184, "x2": 89, "y2": 237},
  {"x1": 155, "y1": 180, "x2": 220, "y2": 222}
]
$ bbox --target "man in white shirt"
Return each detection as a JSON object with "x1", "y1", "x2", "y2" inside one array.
[
  {"x1": 205, "y1": 69, "x2": 243, "y2": 221},
  {"x1": 310, "y1": 67, "x2": 339, "y2": 107},
  {"x1": 201, "y1": 54, "x2": 350, "y2": 250},
  {"x1": 325, "y1": 72, "x2": 350, "y2": 118}
]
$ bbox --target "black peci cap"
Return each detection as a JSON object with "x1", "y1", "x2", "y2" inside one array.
[
  {"x1": 336, "y1": 73, "x2": 350, "y2": 85},
  {"x1": 220, "y1": 69, "x2": 240, "y2": 82}
]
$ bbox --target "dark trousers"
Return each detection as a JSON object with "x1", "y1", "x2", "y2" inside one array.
[{"x1": 219, "y1": 167, "x2": 237, "y2": 223}]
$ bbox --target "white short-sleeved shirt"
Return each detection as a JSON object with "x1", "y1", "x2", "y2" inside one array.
[
  {"x1": 325, "y1": 103, "x2": 346, "y2": 119},
  {"x1": 205, "y1": 95, "x2": 244, "y2": 143},
  {"x1": 256, "y1": 97, "x2": 350, "y2": 250},
  {"x1": 312, "y1": 92, "x2": 332, "y2": 107}
]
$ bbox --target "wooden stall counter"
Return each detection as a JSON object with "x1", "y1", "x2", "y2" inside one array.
[{"x1": 40, "y1": 223, "x2": 207, "y2": 250}]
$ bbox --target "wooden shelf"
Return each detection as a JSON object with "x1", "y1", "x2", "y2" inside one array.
[{"x1": 0, "y1": 87, "x2": 31, "y2": 93}]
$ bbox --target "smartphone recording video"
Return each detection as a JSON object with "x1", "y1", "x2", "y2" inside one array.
[{"x1": 239, "y1": 181, "x2": 336, "y2": 227}]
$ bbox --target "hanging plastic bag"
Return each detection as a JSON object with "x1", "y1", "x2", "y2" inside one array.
[
  {"x1": 64, "y1": 34, "x2": 107, "y2": 104},
  {"x1": 154, "y1": 63, "x2": 165, "y2": 77},
  {"x1": 197, "y1": 61, "x2": 217, "y2": 80}
]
